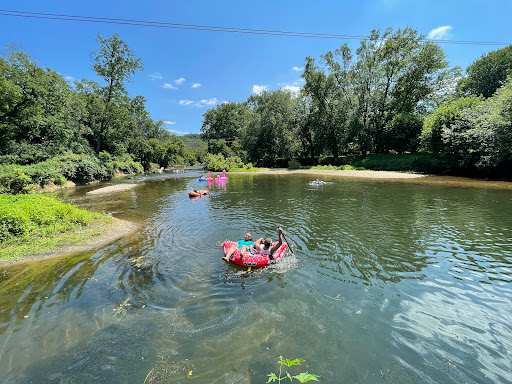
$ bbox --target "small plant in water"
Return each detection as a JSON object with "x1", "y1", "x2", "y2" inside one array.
[{"x1": 267, "y1": 356, "x2": 318, "y2": 383}]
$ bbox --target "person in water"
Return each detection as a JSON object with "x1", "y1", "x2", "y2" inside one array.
[
  {"x1": 252, "y1": 227, "x2": 284, "y2": 260},
  {"x1": 193, "y1": 188, "x2": 209, "y2": 195},
  {"x1": 222, "y1": 233, "x2": 255, "y2": 261}
]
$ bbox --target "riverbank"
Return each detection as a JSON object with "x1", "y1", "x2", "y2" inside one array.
[
  {"x1": 0, "y1": 217, "x2": 138, "y2": 265},
  {"x1": 230, "y1": 168, "x2": 425, "y2": 179},
  {"x1": 86, "y1": 183, "x2": 138, "y2": 195}
]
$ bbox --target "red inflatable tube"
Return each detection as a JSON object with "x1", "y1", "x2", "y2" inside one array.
[{"x1": 222, "y1": 241, "x2": 287, "y2": 268}]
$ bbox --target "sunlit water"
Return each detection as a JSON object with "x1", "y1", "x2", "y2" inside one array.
[{"x1": 1, "y1": 172, "x2": 511, "y2": 383}]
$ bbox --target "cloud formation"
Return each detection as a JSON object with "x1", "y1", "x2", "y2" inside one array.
[
  {"x1": 292, "y1": 66, "x2": 304, "y2": 72},
  {"x1": 149, "y1": 72, "x2": 163, "y2": 80},
  {"x1": 281, "y1": 85, "x2": 301, "y2": 98},
  {"x1": 201, "y1": 98, "x2": 217, "y2": 105},
  {"x1": 162, "y1": 83, "x2": 177, "y2": 90},
  {"x1": 427, "y1": 26, "x2": 453, "y2": 40},
  {"x1": 252, "y1": 85, "x2": 267, "y2": 95},
  {"x1": 174, "y1": 77, "x2": 186, "y2": 85},
  {"x1": 164, "y1": 121, "x2": 176, "y2": 125},
  {"x1": 192, "y1": 83, "x2": 201, "y2": 88},
  {"x1": 167, "y1": 129, "x2": 190, "y2": 136},
  {"x1": 179, "y1": 98, "x2": 218, "y2": 107}
]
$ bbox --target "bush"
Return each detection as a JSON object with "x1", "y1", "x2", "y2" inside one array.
[
  {"x1": 146, "y1": 162, "x2": 161, "y2": 173},
  {"x1": 0, "y1": 194, "x2": 102, "y2": 243},
  {"x1": 0, "y1": 168, "x2": 35, "y2": 194},
  {"x1": 53, "y1": 174, "x2": 67, "y2": 186},
  {"x1": 288, "y1": 159, "x2": 302, "y2": 169},
  {"x1": 203, "y1": 153, "x2": 245, "y2": 171}
]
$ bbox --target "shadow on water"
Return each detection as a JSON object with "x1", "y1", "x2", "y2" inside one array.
[{"x1": 1, "y1": 171, "x2": 511, "y2": 383}]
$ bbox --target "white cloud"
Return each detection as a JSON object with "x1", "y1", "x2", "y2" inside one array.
[
  {"x1": 281, "y1": 85, "x2": 301, "y2": 98},
  {"x1": 64, "y1": 76, "x2": 74, "y2": 82},
  {"x1": 201, "y1": 98, "x2": 217, "y2": 105},
  {"x1": 252, "y1": 85, "x2": 267, "y2": 95},
  {"x1": 164, "y1": 121, "x2": 176, "y2": 125},
  {"x1": 427, "y1": 26, "x2": 453, "y2": 40},
  {"x1": 174, "y1": 77, "x2": 186, "y2": 85},
  {"x1": 162, "y1": 83, "x2": 178, "y2": 90},
  {"x1": 192, "y1": 83, "x2": 201, "y2": 88},
  {"x1": 167, "y1": 129, "x2": 190, "y2": 136},
  {"x1": 149, "y1": 72, "x2": 163, "y2": 80},
  {"x1": 292, "y1": 66, "x2": 304, "y2": 72},
  {"x1": 179, "y1": 98, "x2": 218, "y2": 107}
]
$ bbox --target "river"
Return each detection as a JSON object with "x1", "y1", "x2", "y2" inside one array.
[{"x1": 1, "y1": 171, "x2": 511, "y2": 383}]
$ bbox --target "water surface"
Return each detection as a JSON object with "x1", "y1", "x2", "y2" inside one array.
[{"x1": 1, "y1": 172, "x2": 511, "y2": 383}]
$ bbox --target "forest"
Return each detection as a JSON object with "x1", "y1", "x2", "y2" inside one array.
[
  {"x1": 1, "y1": 27, "x2": 512, "y2": 194},
  {"x1": 201, "y1": 27, "x2": 512, "y2": 179},
  {"x1": 0, "y1": 34, "x2": 200, "y2": 193}
]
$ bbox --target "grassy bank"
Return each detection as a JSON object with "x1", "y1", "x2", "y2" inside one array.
[
  {"x1": 0, "y1": 194, "x2": 112, "y2": 262},
  {"x1": 0, "y1": 152, "x2": 145, "y2": 194}
]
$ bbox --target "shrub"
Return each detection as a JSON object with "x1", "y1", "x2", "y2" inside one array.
[
  {"x1": 146, "y1": 162, "x2": 161, "y2": 173},
  {"x1": 203, "y1": 153, "x2": 245, "y2": 171},
  {"x1": 0, "y1": 194, "x2": 103, "y2": 243},
  {"x1": 53, "y1": 174, "x2": 67, "y2": 186},
  {"x1": 288, "y1": 159, "x2": 302, "y2": 169},
  {"x1": 0, "y1": 168, "x2": 35, "y2": 194}
]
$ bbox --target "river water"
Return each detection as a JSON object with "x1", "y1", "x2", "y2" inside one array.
[{"x1": 1, "y1": 171, "x2": 511, "y2": 383}]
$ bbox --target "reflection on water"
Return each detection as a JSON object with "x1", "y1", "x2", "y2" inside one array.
[{"x1": 1, "y1": 172, "x2": 511, "y2": 383}]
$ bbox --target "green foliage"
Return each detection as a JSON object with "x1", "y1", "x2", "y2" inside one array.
[
  {"x1": 420, "y1": 76, "x2": 512, "y2": 176},
  {"x1": 203, "y1": 153, "x2": 245, "y2": 171},
  {"x1": 267, "y1": 357, "x2": 318, "y2": 383},
  {"x1": 0, "y1": 194, "x2": 103, "y2": 243},
  {"x1": 147, "y1": 162, "x2": 161, "y2": 173},
  {"x1": 0, "y1": 152, "x2": 145, "y2": 193},
  {"x1": 288, "y1": 159, "x2": 302, "y2": 169},
  {"x1": 420, "y1": 96, "x2": 482, "y2": 154},
  {"x1": 0, "y1": 168, "x2": 34, "y2": 194},
  {"x1": 458, "y1": 44, "x2": 512, "y2": 98},
  {"x1": 103, "y1": 154, "x2": 144, "y2": 176}
]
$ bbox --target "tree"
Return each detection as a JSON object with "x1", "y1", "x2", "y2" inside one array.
[
  {"x1": 0, "y1": 47, "x2": 81, "y2": 163},
  {"x1": 246, "y1": 90, "x2": 298, "y2": 166},
  {"x1": 302, "y1": 27, "x2": 456, "y2": 155},
  {"x1": 457, "y1": 45, "x2": 512, "y2": 98},
  {"x1": 92, "y1": 33, "x2": 143, "y2": 153}
]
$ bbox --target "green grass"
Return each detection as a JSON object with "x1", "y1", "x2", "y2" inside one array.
[{"x1": 0, "y1": 194, "x2": 112, "y2": 261}]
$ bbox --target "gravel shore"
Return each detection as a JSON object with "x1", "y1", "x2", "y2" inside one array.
[{"x1": 231, "y1": 168, "x2": 425, "y2": 179}]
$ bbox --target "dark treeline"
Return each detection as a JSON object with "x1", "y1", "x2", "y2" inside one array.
[
  {"x1": 0, "y1": 34, "x2": 199, "y2": 193},
  {"x1": 201, "y1": 27, "x2": 512, "y2": 178}
]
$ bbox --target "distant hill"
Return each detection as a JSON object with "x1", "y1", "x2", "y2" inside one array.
[{"x1": 180, "y1": 134, "x2": 206, "y2": 150}]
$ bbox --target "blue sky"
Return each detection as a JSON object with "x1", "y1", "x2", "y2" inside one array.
[{"x1": 1, "y1": 0, "x2": 510, "y2": 135}]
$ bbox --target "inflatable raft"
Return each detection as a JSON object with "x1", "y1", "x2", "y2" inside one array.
[
  {"x1": 189, "y1": 189, "x2": 209, "y2": 197},
  {"x1": 222, "y1": 241, "x2": 287, "y2": 268}
]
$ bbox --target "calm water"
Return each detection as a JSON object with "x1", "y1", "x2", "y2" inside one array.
[{"x1": 1, "y1": 172, "x2": 511, "y2": 383}]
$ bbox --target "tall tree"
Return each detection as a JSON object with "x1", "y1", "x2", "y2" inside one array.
[
  {"x1": 0, "y1": 48, "x2": 78, "y2": 163},
  {"x1": 457, "y1": 45, "x2": 512, "y2": 98},
  {"x1": 92, "y1": 33, "x2": 143, "y2": 153}
]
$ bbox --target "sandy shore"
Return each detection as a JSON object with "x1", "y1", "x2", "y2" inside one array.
[
  {"x1": 0, "y1": 218, "x2": 138, "y2": 265},
  {"x1": 231, "y1": 168, "x2": 425, "y2": 179},
  {"x1": 86, "y1": 183, "x2": 138, "y2": 195}
]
